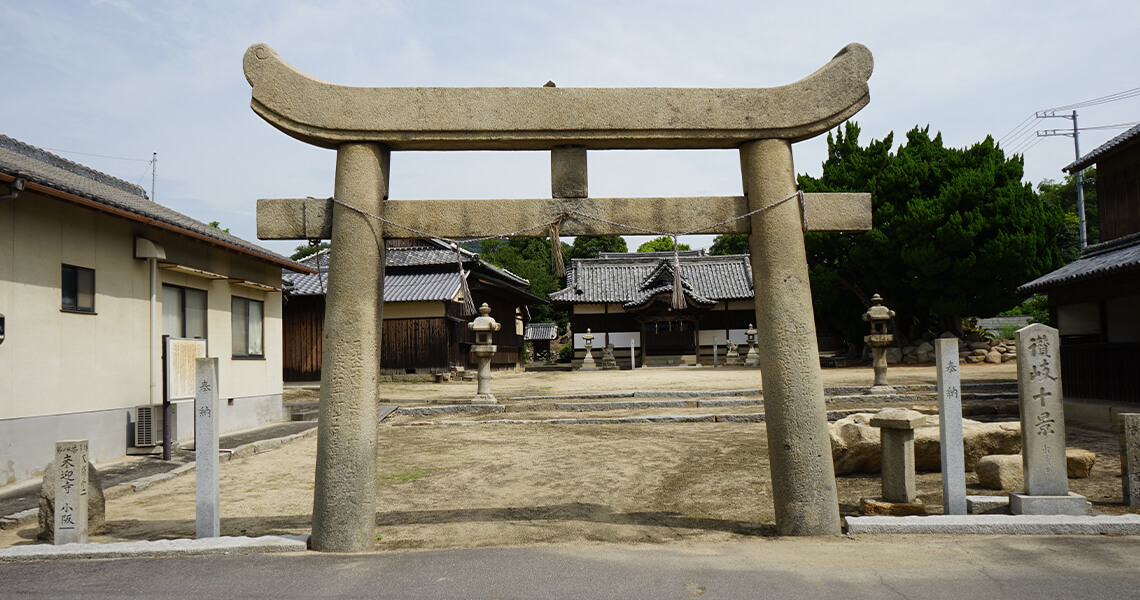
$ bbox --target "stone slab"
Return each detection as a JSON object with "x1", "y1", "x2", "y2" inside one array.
[
  {"x1": 966, "y1": 495, "x2": 1010, "y2": 515},
  {"x1": 1009, "y1": 492, "x2": 1088, "y2": 516},
  {"x1": 245, "y1": 42, "x2": 873, "y2": 150},
  {"x1": 0, "y1": 535, "x2": 310, "y2": 562},
  {"x1": 870, "y1": 408, "x2": 925, "y2": 430},
  {"x1": 258, "y1": 193, "x2": 872, "y2": 240},
  {"x1": 844, "y1": 514, "x2": 1140, "y2": 535},
  {"x1": 860, "y1": 497, "x2": 926, "y2": 516}
]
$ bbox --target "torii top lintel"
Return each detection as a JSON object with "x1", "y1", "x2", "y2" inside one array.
[{"x1": 244, "y1": 43, "x2": 873, "y2": 151}]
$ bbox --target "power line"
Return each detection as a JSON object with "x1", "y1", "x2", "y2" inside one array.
[
  {"x1": 39, "y1": 147, "x2": 153, "y2": 163},
  {"x1": 1039, "y1": 87, "x2": 1140, "y2": 113}
]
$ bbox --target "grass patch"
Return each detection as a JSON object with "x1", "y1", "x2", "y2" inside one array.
[{"x1": 379, "y1": 467, "x2": 433, "y2": 485}]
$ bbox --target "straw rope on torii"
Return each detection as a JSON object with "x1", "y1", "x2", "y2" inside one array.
[{"x1": 247, "y1": 41, "x2": 875, "y2": 552}]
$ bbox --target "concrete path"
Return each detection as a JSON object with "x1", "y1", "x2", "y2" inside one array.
[{"x1": 2, "y1": 536, "x2": 1138, "y2": 599}]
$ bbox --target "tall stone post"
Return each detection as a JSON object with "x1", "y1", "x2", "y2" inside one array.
[
  {"x1": 741, "y1": 139, "x2": 840, "y2": 536},
  {"x1": 311, "y1": 143, "x2": 389, "y2": 552},
  {"x1": 195, "y1": 357, "x2": 220, "y2": 538},
  {"x1": 935, "y1": 338, "x2": 966, "y2": 515},
  {"x1": 53, "y1": 440, "x2": 89, "y2": 545},
  {"x1": 1121, "y1": 413, "x2": 1140, "y2": 506}
]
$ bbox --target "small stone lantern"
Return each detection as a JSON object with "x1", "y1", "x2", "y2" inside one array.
[
  {"x1": 467, "y1": 303, "x2": 501, "y2": 403},
  {"x1": 580, "y1": 328, "x2": 598, "y2": 371},
  {"x1": 744, "y1": 324, "x2": 760, "y2": 366},
  {"x1": 863, "y1": 293, "x2": 896, "y2": 393}
]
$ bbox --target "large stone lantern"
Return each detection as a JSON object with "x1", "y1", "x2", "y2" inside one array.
[
  {"x1": 744, "y1": 324, "x2": 761, "y2": 366},
  {"x1": 467, "y1": 303, "x2": 501, "y2": 403},
  {"x1": 862, "y1": 293, "x2": 896, "y2": 393}
]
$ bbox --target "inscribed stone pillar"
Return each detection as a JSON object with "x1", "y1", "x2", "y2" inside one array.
[
  {"x1": 311, "y1": 143, "x2": 389, "y2": 552},
  {"x1": 195, "y1": 357, "x2": 220, "y2": 538},
  {"x1": 1121, "y1": 413, "x2": 1140, "y2": 506},
  {"x1": 53, "y1": 440, "x2": 88, "y2": 545},
  {"x1": 741, "y1": 139, "x2": 840, "y2": 536},
  {"x1": 935, "y1": 338, "x2": 966, "y2": 515},
  {"x1": 1015, "y1": 324, "x2": 1068, "y2": 496}
]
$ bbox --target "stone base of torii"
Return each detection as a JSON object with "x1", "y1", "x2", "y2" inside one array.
[{"x1": 247, "y1": 42, "x2": 876, "y2": 551}]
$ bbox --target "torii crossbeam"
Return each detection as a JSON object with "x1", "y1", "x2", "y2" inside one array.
[{"x1": 247, "y1": 42, "x2": 874, "y2": 551}]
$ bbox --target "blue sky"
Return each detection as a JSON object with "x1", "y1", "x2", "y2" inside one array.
[{"x1": 4, "y1": 0, "x2": 1139, "y2": 255}]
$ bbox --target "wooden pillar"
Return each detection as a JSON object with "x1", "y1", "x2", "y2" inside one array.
[{"x1": 741, "y1": 139, "x2": 841, "y2": 536}]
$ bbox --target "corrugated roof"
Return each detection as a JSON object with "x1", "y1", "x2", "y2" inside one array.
[
  {"x1": 1065, "y1": 122, "x2": 1140, "y2": 173},
  {"x1": 550, "y1": 252, "x2": 754, "y2": 306},
  {"x1": 0, "y1": 134, "x2": 309, "y2": 272},
  {"x1": 1019, "y1": 231, "x2": 1140, "y2": 293}
]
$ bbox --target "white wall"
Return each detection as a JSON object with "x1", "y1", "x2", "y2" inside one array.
[{"x1": 0, "y1": 192, "x2": 286, "y2": 486}]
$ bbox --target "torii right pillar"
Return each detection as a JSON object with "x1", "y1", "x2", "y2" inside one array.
[{"x1": 743, "y1": 140, "x2": 841, "y2": 535}]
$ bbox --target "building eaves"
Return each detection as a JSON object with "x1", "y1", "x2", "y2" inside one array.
[
  {"x1": 1064, "y1": 122, "x2": 1140, "y2": 173},
  {"x1": 1018, "y1": 231, "x2": 1140, "y2": 293},
  {"x1": 550, "y1": 253, "x2": 753, "y2": 304},
  {"x1": 0, "y1": 134, "x2": 310, "y2": 273}
]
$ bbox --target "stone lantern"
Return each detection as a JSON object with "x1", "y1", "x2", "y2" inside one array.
[
  {"x1": 467, "y1": 303, "x2": 501, "y2": 403},
  {"x1": 744, "y1": 324, "x2": 761, "y2": 366},
  {"x1": 580, "y1": 328, "x2": 598, "y2": 371},
  {"x1": 862, "y1": 293, "x2": 896, "y2": 393}
]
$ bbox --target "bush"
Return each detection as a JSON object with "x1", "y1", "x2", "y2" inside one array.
[{"x1": 558, "y1": 341, "x2": 575, "y2": 362}]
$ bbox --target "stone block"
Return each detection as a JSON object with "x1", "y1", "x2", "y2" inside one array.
[
  {"x1": 965, "y1": 355, "x2": 985, "y2": 364},
  {"x1": 975, "y1": 454, "x2": 1023, "y2": 490},
  {"x1": 1009, "y1": 492, "x2": 1088, "y2": 516},
  {"x1": 966, "y1": 495, "x2": 1010, "y2": 514},
  {"x1": 870, "y1": 408, "x2": 926, "y2": 429},
  {"x1": 984, "y1": 350, "x2": 1003, "y2": 363},
  {"x1": 860, "y1": 497, "x2": 926, "y2": 516},
  {"x1": 1066, "y1": 448, "x2": 1096, "y2": 478}
]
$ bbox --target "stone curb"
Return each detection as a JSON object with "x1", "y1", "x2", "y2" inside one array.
[
  {"x1": 396, "y1": 404, "x2": 505, "y2": 417},
  {"x1": 394, "y1": 407, "x2": 875, "y2": 427},
  {"x1": 0, "y1": 426, "x2": 319, "y2": 530},
  {"x1": 844, "y1": 514, "x2": 1140, "y2": 535},
  {"x1": 0, "y1": 534, "x2": 310, "y2": 561},
  {"x1": 512, "y1": 389, "x2": 758, "y2": 401}
]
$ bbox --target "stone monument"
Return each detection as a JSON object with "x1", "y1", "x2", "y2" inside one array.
[
  {"x1": 1122, "y1": 413, "x2": 1140, "y2": 506},
  {"x1": 580, "y1": 329, "x2": 598, "y2": 371},
  {"x1": 52, "y1": 440, "x2": 88, "y2": 545},
  {"x1": 249, "y1": 42, "x2": 875, "y2": 547},
  {"x1": 468, "y1": 303, "x2": 501, "y2": 403},
  {"x1": 743, "y1": 324, "x2": 760, "y2": 366},
  {"x1": 195, "y1": 357, "x2": 221, "y2": 538},
  {"x1": 600, "y1": 342, "x2": 619, "y2": 370},
  {"x1": 725, "y1": 339, "x2": 742, "y2": 366},
  {"x1": 862, "y1": 293, "x2": 895, "y2": 394},
  {"x1": 935, "y1": 337, "x2": 966, "y2": 515},
  {"x1": 1011, "y1": 323, "x2": 1087, "y2": 515}
]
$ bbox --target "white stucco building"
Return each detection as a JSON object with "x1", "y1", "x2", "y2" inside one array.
[{"x1": 0, "y1": 135, "x2": 310, "y2": 486}]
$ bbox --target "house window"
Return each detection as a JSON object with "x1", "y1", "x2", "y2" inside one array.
[
  {"x1": 61, "y1": 265, "x2": 95, "y2": 313},
  {"x1": 162, "y1": 285, "x2": 207, "y2": 338},
  {"x1": 232, "y1": 296, "x2": 264, "y2": 358}
]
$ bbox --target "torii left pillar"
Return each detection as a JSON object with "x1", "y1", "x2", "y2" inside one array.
[{"x1": 311, "y1": 144, "x2": 389, "y2": 552}]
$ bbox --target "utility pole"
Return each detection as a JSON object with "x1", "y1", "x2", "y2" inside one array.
[{"x1": 1036, "y1": 110, "x2": 1087, "y2": 249}]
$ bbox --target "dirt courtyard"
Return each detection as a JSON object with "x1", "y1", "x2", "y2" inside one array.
[{"x1": 2, "y1": 363, "x2": 1135, "y2": 551}]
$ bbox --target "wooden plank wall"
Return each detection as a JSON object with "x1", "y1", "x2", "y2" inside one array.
[{"x1": 283, "y1": 295, "x2": 325, "y2": 381}]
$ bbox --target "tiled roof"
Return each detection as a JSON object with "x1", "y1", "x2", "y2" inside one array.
[
  {"x1": 1019, "y1": 231, "x2": 1140, "y2": 293},
  {"x1": 0, "y1": 134, "x2": 308, "y2": 272},
  {"x1": 550, "y1": 252, "x2": 754, "y2": 306},
  {"x1": 524, "y1": 322, "x2": 559, "y2": 340},
  {"x1": 284, "y1": 240, "x2": 536, "y2": 303},
  {"x1": 1065, "y1": 123, "x2": 1140, "y2": 173}
]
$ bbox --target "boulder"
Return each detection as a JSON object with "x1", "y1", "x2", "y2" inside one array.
[
  {"x1": 984, "y1": 350, "x2": 1003, "y2": 363},
  {"x1": 1001, "y1": 352, "x2": 1017, "y2": 363},
  {"x1": 830, "y1": 413, "x2": 1022, "y2": 474},
  {"x1": 972, "y1": 349, "x2": 989, "y2": 356},
  {"x1": 885, "y1": 348, "x2": 902, "y2": 364},
  {"x1": 993, "y1": 345, "x2": 1008, "y2": 353},
  {"x1": 965, "y1": 355, "x2": 985, "y2": 364},
  {"x1": 975, "y1": 454, "x2": 1023, "y2": 490},
  {"x1": 38, "y1": 460, "x2": 106, "y2": 542},
  {"x1": 1067, "y1": 448, "x2": 1096, "y2": 478},
  {"x1": 969, "y1": 341, "x2": 991, "y2": 350}
]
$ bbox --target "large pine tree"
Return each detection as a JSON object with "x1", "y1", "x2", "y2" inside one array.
[{"x1": 799, "y1": 122, "x2": 1065, "y2": 345}]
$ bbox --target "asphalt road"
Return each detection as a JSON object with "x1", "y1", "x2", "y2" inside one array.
[{"x1": 3, "y1": 535, "x2": 1139, "y2": 599}]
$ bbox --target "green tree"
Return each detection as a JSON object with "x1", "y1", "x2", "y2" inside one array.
[
  {"x1": 475, "y1": 237, "x2": 568, "y2": 325},
  {"x1": 799, "y1": 122, "x2": 1065, "y2": 345},
  {"x1": 636, "y1": 236, "x2": 691, "y2": 253},
  {"x1": 566, "y1": 235, "x2": 627, "y2": 259},
  {"x1": 1036, "y1": 168, "x2": 1098, "y2": 263},
  {"x1": 208, "y1": 220, "x2": 230, "y2": 233},
  {"x1": 291, "y1": 242, "x2": 330, "y2": 260},
  {"x1": 709, "y1": 234, "x2": 749, "y2": 255}
]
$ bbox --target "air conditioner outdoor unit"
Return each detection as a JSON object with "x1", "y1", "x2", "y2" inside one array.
[{"x1": 134, "y1": 405, "x2": 165, "y2": 447}]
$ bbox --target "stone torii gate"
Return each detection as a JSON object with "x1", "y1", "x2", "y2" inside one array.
[{"x1": 247, "y1": 42, "x2": 874, "y2": 552}]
